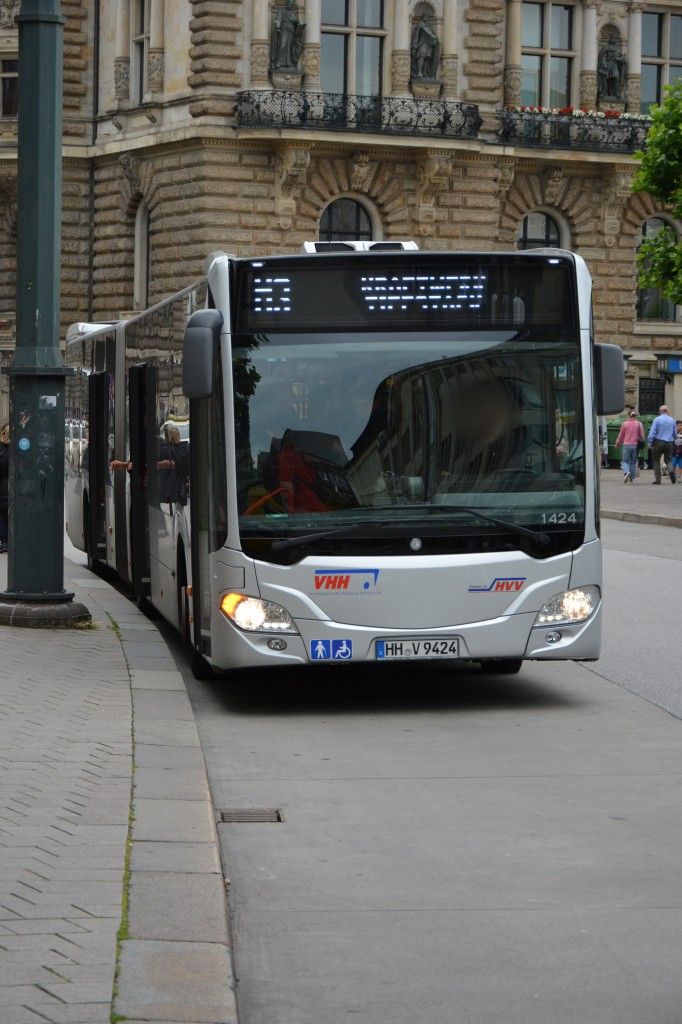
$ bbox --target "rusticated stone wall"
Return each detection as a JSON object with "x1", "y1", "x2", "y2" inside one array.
[
  {"x1": 188, "y1": 0, "x2": 242, "y2": 115},
  {"x1": 61, "y1": 160, "x2": 94, "y2": 327},
  {"x1": 62, "y1": 0, "x2": 89, "y2": 139},
  {"x1": 91, "y1": 160, "x2": 136, "y2": 319},
  {"x1": 462, "y1": 0, "x2": 505, "y2": 129}
]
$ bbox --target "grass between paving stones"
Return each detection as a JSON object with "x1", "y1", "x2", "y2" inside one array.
[{"x1": 110, "y1": 804, "x2": 134, "y2": 1024}]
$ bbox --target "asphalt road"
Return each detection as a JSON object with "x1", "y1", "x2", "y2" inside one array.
[
  {"x1": 596, "y1": 518, "x2": 682, "y2": 718},
  {"x1": 173, "y1": 518, "x2": 682, "y2": 1024}
]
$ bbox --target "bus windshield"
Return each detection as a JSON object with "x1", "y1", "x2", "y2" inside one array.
[{"x1": 233, "y1": 329, "x2": 585, "y2": 563}]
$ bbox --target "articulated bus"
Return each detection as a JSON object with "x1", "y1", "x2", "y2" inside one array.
[{"x1": 65, "y1": 244, "x2": 624, "y2": 678}]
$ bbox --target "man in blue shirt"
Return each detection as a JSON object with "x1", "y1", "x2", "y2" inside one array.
[{"x1": 648, "y1": 404, "x2": 677, "y2": 483}]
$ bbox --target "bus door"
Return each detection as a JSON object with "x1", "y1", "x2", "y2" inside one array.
[
  {"x1": 129, "y1": 365, "x2": 151, "y2": 601},
  {"x1": 189, "y1": 395, "x2": 212, "y2": 660},
  {"x1": 86, "y1": 372, "x2": 108, "y2": 569},
  {"x1": 188, "y1": 372, "x2": 228, "y2": 662}
]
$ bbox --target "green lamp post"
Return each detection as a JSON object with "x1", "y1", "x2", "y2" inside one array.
[{"x1": 0, "y1": 0, "x2": 89, "y2": 626}]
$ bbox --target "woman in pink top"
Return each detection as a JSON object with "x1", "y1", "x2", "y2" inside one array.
[{"x1": 615, "y1": 410, "x2": 645, "y2": 483}]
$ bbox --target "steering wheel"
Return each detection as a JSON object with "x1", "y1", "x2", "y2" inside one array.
[
  {"x1": 243, "y1": 487, "x2": 291, "y2": 516},
  {"x1": 499, "y1": 467, "x2": 539, "y2": 478}
]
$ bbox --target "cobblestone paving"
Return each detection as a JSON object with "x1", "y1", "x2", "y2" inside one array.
[{"x1": 0, "y1": 592, "x2": 131, "y2": 1024}]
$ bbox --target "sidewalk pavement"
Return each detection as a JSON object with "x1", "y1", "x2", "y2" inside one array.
[
  {"x1": 600, "y1": 463, "x2": 682, "y2": 529},
  {"x1": 0, "y1": 552, "x2": 237, "y2": 1024},
  {"x1": 0, "y1": 469, "x2": 678, "y2": 1024}
]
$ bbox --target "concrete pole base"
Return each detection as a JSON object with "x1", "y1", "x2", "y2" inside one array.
[{"x1": 0, "y1": 596, "x2": 92, "y2": 628}]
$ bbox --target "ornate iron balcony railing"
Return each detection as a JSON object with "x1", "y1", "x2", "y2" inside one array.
[
  {"x1": 498, "y1": 110, "x2": 650, "y2": 153},
  {"x1": 235, "y1": 90, "x2": 482, "y2": 140}
]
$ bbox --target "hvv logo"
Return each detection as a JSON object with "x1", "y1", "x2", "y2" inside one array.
[
  {"x1": 468, "y1": 577, "x2": 526, "y2": 593},
  {"x1": 313, "y1": 569, "x2": 380, "y2": 592}
]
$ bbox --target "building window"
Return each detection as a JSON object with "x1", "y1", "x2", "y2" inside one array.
[
  {"x1": 641, "y1": 12, "x2": 682, "y2": 113},
  {"x1": 517, "y1": 211, "x2": 561, "y2": 249},
  {"x1": 639, "y1": 376, "x2": 665, "y2": 414},
  {"x1": 637, "y1": 216, "x2": 681, "y2": 322},
  {"x1": 131, "y1": 0, "x2": 150, "y2": 105},
  {"x1": 1, "y1": 59, "x2": 18, "y2": 117},
  {"x1": 521, "y1": 3, "x2": 575, "y2": 107},
  {"x1": 320, "y1": 198, "x2": 373, "y2": 241},
  {"x1": 134, "y1": 201, "x2": 150, "y2": 310},
  {"x1": 321, "y1": 0, "x2": 385, "y2": 95}
]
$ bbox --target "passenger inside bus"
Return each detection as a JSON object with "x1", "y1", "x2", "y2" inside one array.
[{"x1": 158, "y1": 425, "x2": 189, "y2": 513}]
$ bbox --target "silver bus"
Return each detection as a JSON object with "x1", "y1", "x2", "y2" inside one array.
[{"x1": 65, "y1": 245, "x2": 624, "y2": 678}]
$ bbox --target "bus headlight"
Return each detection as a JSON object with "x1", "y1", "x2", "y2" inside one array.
[
  {"x1": 220, "y1": 593, "x2": 298, "y2": 633},
  {"x1": 533, "y1": 586, "x2": 600, "y2": 627}
]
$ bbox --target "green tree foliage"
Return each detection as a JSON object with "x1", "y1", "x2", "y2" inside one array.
[{"x1": 632, "y1": 81, "x2": 682, "y2": 305}]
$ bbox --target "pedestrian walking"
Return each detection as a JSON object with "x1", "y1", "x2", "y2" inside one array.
[
  {"x1": 0, "y1": 423, "x2": 9, "y2": 552},
  {"x1": 648, "y1": 404, "x2": 677, "y2": 484},
  {"x1": 672, "y1": 419, "x2": 682, "y2": 484},
  {"x1": 615, "y1": 409, "x2": 645, "y2": 483}
]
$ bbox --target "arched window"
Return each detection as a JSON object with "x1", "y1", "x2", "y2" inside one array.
[
  {"x1": 319, "y1": 198, "x2": 373, "y2": 242},
  {"x1": 517, "y1": 211, "x2": 561, "y2": 249},
  {"x1": 637, "y1": 217, "x2": 680, "y2": 322}
]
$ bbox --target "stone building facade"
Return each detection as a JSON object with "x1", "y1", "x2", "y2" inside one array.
[{"x1": 2, "y1": 0, "x2": 682, "y2": 423}]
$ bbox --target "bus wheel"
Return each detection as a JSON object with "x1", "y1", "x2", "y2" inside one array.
[
  {"x1": 481, "y1": 659, "x2": 523, "y2": 675},
  {"x1": 191, "y1": 649, "x2": 214, "y2": 681}
]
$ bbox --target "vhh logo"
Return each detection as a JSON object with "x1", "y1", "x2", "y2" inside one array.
[
  {"x1": 315, "y1": 574, "x2": 351, "y2": 591},
  {"x1": 313, "y1": 569, "x2": 380, "y2": 593}
]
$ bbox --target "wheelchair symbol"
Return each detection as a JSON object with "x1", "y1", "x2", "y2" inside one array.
[{"x1": 332, "y1": 639, "x2": 352, "y2": 660}]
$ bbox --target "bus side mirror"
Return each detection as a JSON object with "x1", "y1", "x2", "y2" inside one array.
[
  {"x1": 594, "y1": 343, "x2": 625, "y2": 415},
  {"x1": 183, "y1": 309, "x2": 224, "y2": 399}
]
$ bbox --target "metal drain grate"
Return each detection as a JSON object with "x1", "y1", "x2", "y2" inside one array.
[{"x1": 218, "y1": 808, "x2": 284, "y2": 823}]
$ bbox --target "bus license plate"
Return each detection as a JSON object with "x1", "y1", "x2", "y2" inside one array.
[{"x1": 376, "y1": 639, "x2": 459, "y2": 660}]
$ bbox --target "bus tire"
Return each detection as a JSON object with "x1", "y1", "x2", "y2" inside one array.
[
  {"x1": 481, "y1": 658, "x2": 523, "y2": 675},
  {"x1": 191, "y1": 649, "x2": 214, "y2": 680},
  {"x1": 136, "y1": 594, "x2": 159, "y2": 618}
]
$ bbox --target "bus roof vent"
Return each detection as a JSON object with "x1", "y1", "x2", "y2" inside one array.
[
  {"x1": 301, "y1": 241, "x2": 359, "y2": 252},
  {"x1": 367, "y1": 241, "x2": 418, "y2": 251},
  {"x1": 65, "y1": 321, "x2": 119, "y2": 343},
  {"x1": 301, "y1": 240, "x2": 418, "y2": 253}
]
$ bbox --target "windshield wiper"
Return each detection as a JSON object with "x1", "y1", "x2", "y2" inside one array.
[
  {"x1": 271, "y1": 519, "x2": 395, "y2": 551},
  {"x1": 354, "y1": 503, "x2": 551, "y2": 548},
  {"x1": 455, "y1": 507, "x2": 551, "y2": 547},
  {"x1": 269, "y1": 504, "x2": 550, "y2": 551}
]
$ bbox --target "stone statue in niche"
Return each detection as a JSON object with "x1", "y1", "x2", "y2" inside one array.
[
  {"x1": 0, "y1": 1, "x2": 20, "y2": 32},
  {"x1": 410, "y1": 13, "x2": 441, "y2": 80},
  {"x1": 270, "y1": 0, "x2": 306, "y2": 72},
  {"x1": 597, "y1": 33, "x2": 627, "y2": 101}
]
